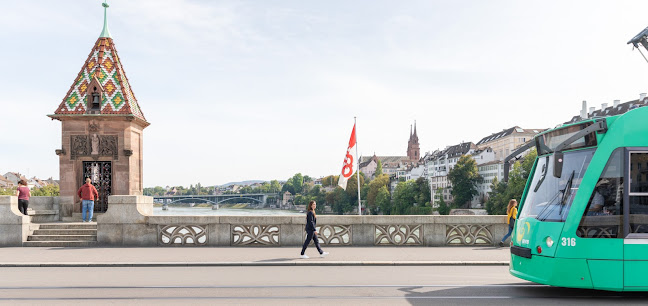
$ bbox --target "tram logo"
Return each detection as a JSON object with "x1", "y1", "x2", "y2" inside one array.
[{"x1": 516, "y1": 221, "x2": 531, "y2": 244}]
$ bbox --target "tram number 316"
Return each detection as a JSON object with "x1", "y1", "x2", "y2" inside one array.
[{"x1": 561, "y1": 237, "x2": 576, "y2": 247}]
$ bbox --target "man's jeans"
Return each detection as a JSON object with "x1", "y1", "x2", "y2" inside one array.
[{"x1": 82, "y1": 200, "x2": 95, "y2": 222}]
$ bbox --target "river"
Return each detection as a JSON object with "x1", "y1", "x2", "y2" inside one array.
[{"x1": 152, "y1": 206, "x2": 304, "y2": 216}]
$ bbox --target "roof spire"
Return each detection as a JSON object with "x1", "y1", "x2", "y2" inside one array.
[
  {"x1": 99, "y1": 0, "x2": 112, "y2": 38},
  {"x1": 414, "y1": 120, "x2": 417, "y2": 137}
]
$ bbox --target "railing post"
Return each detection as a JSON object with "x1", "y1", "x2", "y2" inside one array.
[{"x1": 0, "y1": 196, "x2": 30, "y2": 246}]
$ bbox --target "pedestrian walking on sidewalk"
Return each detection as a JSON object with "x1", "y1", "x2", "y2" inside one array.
[
  {"x1": 300, "y1": 200, "x2": 328, "y2": 259},
  {"x1": 15, "y1": 179, "x2": 30, "y2": 215},
  {"x1": 77, "y1": 178, "x2": 99, "y2": 222},
  {"x1": 499, "y1": 199, "x2": 518, "y2": 247}
]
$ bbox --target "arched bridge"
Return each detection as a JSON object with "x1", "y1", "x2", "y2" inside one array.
[{"x1": 153, "y1": 194, "x2": 277, "y2": 207}]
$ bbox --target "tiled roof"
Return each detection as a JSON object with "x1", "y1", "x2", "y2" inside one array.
[
  {"x1": 478, "y1": 160, "x2": 503, "y2": 167},
  {"x1": 564, "y1": 99, "x2": 648, "y2": 124},
  {"x1": 445, "y1": 142, "x2": 476, "y2": 158},
  {"x1": 476, "y1": 127, "x2": 544, "y2": 145},
  {"x1": 359, "y1": 156, "x2": 411, "y2": 165},
  {"x1": 53, "y1": 37, "x2": 146, "y2": 122}
]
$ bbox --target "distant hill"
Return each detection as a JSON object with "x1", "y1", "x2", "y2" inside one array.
[{"x1": 217, "y1": 180, "x2": 266, "y2": 187}]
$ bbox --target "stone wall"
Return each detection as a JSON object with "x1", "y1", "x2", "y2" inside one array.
[
  {"x1": 99, "y1": 195, "x2": 510, "y2": 247},
  {"x1": 0, "y1": 196, "x2": 30, "y2": 246}
]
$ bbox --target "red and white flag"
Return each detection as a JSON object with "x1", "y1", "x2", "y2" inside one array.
[{"x1": 338, "y1": 124, "x2": 357, "y2": 190}]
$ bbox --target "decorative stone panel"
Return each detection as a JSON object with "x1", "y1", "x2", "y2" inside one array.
[
  {"x1": 159, "y1": 225, "x2": 208, "y2": 246},
  {"x1": 375, "y1": 225, "x2": 422, "y2": 245},
  {"x1": 303, "y1": 225, "x2": 352, "y2": 245},
  {"x1": 70, "y1": 134, "x2": 118, "y2": 159},
  {"x1": 232, "y1": 225, "x2": 280, "y2": 246},
  {"x1": 446, "y1": 224, "x2": 493, "y2": 245}
]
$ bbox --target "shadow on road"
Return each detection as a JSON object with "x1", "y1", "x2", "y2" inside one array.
[{"x1": 399, "y1": 284, "x2": 648, "y2": 305}]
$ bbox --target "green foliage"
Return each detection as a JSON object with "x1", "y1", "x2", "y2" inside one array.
[
  {"x1": 321, "y1": 175, "x2": 339, "y2": 187},
  {"x1": 282, "y1": 173, "x2": 304, "y2": 195},
  {"x1": 30, "y1": 184, "x2": 60, "y2": 196},
  {"x1": 485, "y1": 148, "x2": 537, "y2": 215},
  {"x1": 375, "y1": 160, "x2": 383, "y2": 176},
  {"x1": 366, "y1": 174, "x2": 390, "y2": 213},
  {"x1": 437, "y1": 188, "x2": 451, "y2": 215},
  {"x1": 326, "y1": 187, "x2": 352, "y2": 214},
  {"x1": 0, "y1": 187, "x2": 16, "y2": 196},
  {"x1": 448, "y1": 155, "x2": 482, "y2": 208},
  {"x1": 375, "y1": 185, "x2": 391, "y2": 215},
  {"x1": 345, "y1": 172, "x2": 365, "y2": 202},
  {"x1": 391, "y1": 178, "x2": 432, "y2": 215}
]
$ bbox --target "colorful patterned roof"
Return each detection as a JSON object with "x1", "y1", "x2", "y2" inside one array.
[{"x1": 53, "y1": 37, "x2": 147, "y2": 123}]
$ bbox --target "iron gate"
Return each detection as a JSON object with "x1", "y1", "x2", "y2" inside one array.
[{"x1": 82, "y1": 161, "x2": 112, "y2": 212}]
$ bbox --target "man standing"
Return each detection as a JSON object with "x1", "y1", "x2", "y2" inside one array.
[{"x1": 77, "y1": 178, "x2": 99, "y2": 222}]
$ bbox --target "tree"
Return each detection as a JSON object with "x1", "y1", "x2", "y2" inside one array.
[
  {"x1": 448, "y1": 155, "x2": 482, "y2": 208},
  {"x1": 345, "y1": 172, "x2": 365, "y2": 203},
  {"x1": 366, "y1": 174, "x2": 390, "y2": 212},
  {"x1": 289, "y1": 173, "x2": 304, "y2": 194},
  {"x1": 269, "y1": 180, "x2": 282, "y2": 193},
  {"x1": 437, "y1": 188, "x2": 450, "y2": 215},
  {"x1": 392, "y1": 180, "x2": 416, "y2": 214},
  {"x1": 375, "y1": 185, "x2": 391, "y2": 215},
  {"x1": 485, "y1": 177, "x2": 509, "y2": 215},
  {"x1": 413, "y1": 177, "x2": 431, "y2": 207},
  {"x1": 326, "y1": 187, "x2": 352, "y2": 214},
  {"x1": 321, "y1": 175, "x2": 339, "y2": 187},
  {"x1": 375, "y1": 160, "x2": 383, "y2": 176},
  {"x1": 486, "y1": 148, "x2": 537, "y2": 215},
  {"x1": 31, "y1": 184, "x2": 60, "y2": 196},
  {"x1": 0, "y1": 187, "x2": 16, "y2": 196}
]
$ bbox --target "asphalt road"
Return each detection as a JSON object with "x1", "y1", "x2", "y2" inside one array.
[{"x1": 1, "y1": 266, "x2": 647, "y2": 305}]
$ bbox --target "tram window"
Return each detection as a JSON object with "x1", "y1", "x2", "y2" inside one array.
[
  {"x1": 630, "y1": 153, "x2": 648, "y2": 193},
  {"x1": 577, "y1": 148, "x2": 623, "y2": 238},
  {"x1": 519, "y1": 149, "x2": 594, "y2": 222},
  {"x1": 629, "y1": 197, "x2": 648, "y2": 234},
  {"x1": 628, "y1": 152, "x2": 648, "y2": 236}
]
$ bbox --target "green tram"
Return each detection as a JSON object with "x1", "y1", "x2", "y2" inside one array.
[{"x1": 504, "y1": 104, "x2": 648, "y2": 291}]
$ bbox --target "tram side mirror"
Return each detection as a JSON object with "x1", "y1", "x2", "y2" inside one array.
[{"x1": 553, "y1": 151, "x2": 563, "y2": 178}]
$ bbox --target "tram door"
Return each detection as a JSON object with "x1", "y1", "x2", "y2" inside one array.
[
  {"x1": 576, "y1": 148, "x2": 624, "y2": 290},
  {"x1": 623, "y1": 150, "x2": 648, "y2": 288}
]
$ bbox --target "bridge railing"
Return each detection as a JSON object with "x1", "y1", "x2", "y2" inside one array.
[{"x1": 97, "y1": 196, "x2": 510, "y2": 247}]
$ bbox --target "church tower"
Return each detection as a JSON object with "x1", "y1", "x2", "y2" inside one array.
[
  {"x1": 407, "y1": 121, "x2": 420, "y2": 161},
  {"x1": 48, "y1": 1, "x2": 149, "y2": 219}
]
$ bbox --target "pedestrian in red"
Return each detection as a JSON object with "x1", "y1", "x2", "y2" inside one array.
[
  {"x1": 15, "y1": 179, "x2": 30, "y2": 215},
  {"x1": 77, "y1": 178, "x2": 99, "y2": 222}
]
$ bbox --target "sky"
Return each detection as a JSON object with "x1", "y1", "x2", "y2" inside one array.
[{"x1": 2, "y1": 0, "x2": 648, "y2": 187}]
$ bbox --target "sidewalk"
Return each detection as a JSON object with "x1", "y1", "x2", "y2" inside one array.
[{"x1": 0, "y1": 246, "x2": 511, "y2": 267}]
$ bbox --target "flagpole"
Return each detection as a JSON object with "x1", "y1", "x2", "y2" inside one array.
[{"x1": 355, "y1": 117, "x2": 361, "y2": 216}]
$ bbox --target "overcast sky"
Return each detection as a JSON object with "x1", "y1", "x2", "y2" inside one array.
[{"x1": 2, "y1": 0, "x2": 648, "y2": 187}]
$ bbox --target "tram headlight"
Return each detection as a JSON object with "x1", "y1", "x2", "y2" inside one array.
[{"x1": 545, "y1": 236, "x2": 554, "y2": 248}]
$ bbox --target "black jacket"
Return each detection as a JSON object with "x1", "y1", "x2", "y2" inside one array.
[{"x1": 305, "y1": 211, "x2": 317, "y2": 232}]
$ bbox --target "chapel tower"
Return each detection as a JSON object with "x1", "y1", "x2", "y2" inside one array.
[{"x1": 48, "y1": 2, "x2": 149, "y2": 219}]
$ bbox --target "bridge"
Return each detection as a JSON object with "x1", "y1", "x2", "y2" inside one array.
[{"x1": 153, "y1": 193, "x2": 277, "y2": 207}]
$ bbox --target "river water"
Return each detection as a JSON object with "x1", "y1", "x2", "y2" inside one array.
[{"x1": 152, "y1": 206, "x2": 304, "y2": 216}]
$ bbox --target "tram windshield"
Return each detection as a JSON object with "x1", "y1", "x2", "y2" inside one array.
[
  {"x1": 519, "y1": 149, "x2": 595, "y2": 222},
  {"x1": 537, "y1": 121, "x2": 597, "y2": 155}
]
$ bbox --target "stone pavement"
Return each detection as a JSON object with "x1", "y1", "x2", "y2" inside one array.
[{"x1": 0, "y1": 246, "x2": 510, "y2": 267}]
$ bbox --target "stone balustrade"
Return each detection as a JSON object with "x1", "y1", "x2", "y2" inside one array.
[
  {"x1": 98, "y1": 195, "x2": 510, "y2": 247},
  {"x1": 0, "y1": 196, "x2": 31, "y2": 246}
]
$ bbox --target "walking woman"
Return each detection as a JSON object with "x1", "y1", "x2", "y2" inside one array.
[
  {"x1": 300, "y1": 200, "x2": 329, "y2": 259},
  {"x1": 499, "y1": 199, "x2": 518, "y2": 247},
  {"x1": 15, "y1": 179, "x2": 30, "y2": 215}
]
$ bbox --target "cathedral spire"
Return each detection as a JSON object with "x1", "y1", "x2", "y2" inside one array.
[
  {"x1": 99, "y1": 1, "x2": 112, "y2": 38},
  {"x1": 414, "y1": 121, "x2": 417, "y2": 137}
]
